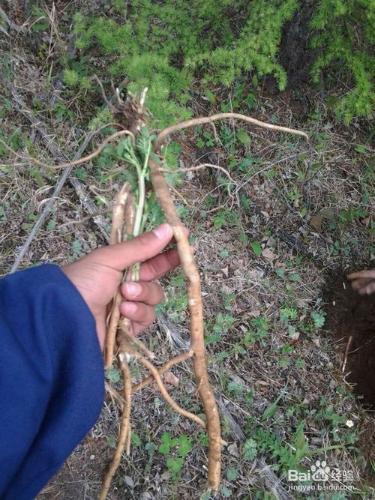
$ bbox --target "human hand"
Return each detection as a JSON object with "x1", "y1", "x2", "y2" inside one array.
[
  {"x1": 62, "y1": 223, "x2": 180, "y2": 350},
  {"x1": 347, "y1": 269, "x2": 375, "y2": 296}
]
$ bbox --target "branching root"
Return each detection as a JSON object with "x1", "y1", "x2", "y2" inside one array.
[{"x1": 88, "y1": 107, "x2": 308, "y2": 498}]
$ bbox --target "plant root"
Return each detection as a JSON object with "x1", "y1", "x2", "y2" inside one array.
[
  {"x1": 155, "y1": 112, "x2": 308, "y2": 148},
  {"x1": 96, "y1": 107, "x2": 307, "y2": 497},
  {"x1": 148, "y1": 158, "x2": 222, "y2": 490},
  {"x1": 99, "y1": 357, "x2": 132, "y2": 500},
  {"x1": 105, "y1": 184, "x2": 131, "y2": 368},
  {"x1": 136, "y1": 354, "x2": 206, "y2": 429},
  {"x1": 132, "y1": 350, "x2": 194, "y2": 393}
]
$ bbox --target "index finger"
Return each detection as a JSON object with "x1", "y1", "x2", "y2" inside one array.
[
  {"x1": 347, "y1": 270, "x2": 375, "y2": 280},
  {"x1": 140, "y1": 248, "x2": 181, "y2": 281}
]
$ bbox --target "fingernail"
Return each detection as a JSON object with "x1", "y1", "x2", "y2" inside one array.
[
  {"x1": 153, "y1": 223, "x2": 173, "y2": 240},
  {"x1": 124, "y1": 302, "x2": 138, "y2": 314},
  {"x1": 125, "y1": 282, "x2": 142, "y2": 297}
]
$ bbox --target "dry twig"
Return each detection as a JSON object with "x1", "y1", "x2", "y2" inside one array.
[
  {"x1": 10, "y1": 124, "x2": 114, "y2": 272},
  {"x1": 342, "y1": 336, "x2": 354, "y2": 374}
]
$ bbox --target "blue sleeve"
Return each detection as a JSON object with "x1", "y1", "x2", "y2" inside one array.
[{"x1": 0, "y1": 264, "x2": 104, "y2": 499}]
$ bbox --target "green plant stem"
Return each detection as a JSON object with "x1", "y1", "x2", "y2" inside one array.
[{"x1": 131, "y1": 136, "x2": 151, "y2": 281}]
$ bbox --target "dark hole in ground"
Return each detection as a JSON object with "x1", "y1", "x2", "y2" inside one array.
[
  {"x1": 323, "y1": 271, "x2": 375, "y2": 410},
  {"x1": 323, "y1": 270, "x2": 375, "y2": 487}
]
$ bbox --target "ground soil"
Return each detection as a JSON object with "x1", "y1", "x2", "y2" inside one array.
[
  {"x1": 324, "y1": 272, "x2": 375, "y2": 410},
  {"x1": 323, "y1": 272, "x2": 375, "y2": 488}
]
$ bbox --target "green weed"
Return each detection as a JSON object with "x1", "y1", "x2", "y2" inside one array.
[{"x1": 158, "y1": 432, "x2": 192, "y2": 480}]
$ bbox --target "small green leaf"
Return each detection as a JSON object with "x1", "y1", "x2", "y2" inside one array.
[
  {"x1": 46, "y1": 220, "x2": 56, "y2": 231},
  {"x1": 237, "y1": 157, "x2": 254, "y2": 172},
  {"x1": 311, "y1": 311, "x2": 326, "y2": 329},
  {"x1": 145, "y1": 442, "x2": 156, "y2": 455},
  {"x1": 220, "y1": 486, "x2": 232, "y2": 498},
  {"x1": 106, "y1": 435, "x2": 117, "y2": 449},
  {"x1": 176, "y1": 435, "x2": 192, "y2": 457},
  {"x1": 131, "y1": 432, "x2": 141, "y2": 447},
  {"x1": 275, "y1": 268, "x2": 285, "y2": 278},
  {"x1": 219, "y1": 248, "x2": 229, "y2": 258},
  {"x1": 197, "y1": 432, "x2": 209, "y2": 446},
  {"x1": 293, "y1": 422, "x2": 308, "y2": 461},
  {"x1": 242, "y1": 438, "x2": 257, "y2": 460},
  {"x1": 71, "y1": 239, "x2": 82, "y2": 256},
  {"x1": 262, "y1": 394, "x2": 283, "y2": 420},
  {"x1": 105, "y1": 368, "x2": 121, "y2": 384},
  {"x1": 279, "y1": 307, "x2": 297, "y2": 323},
  {"x1": 251, "y1": 241, "x2": 262, "y2": 257},
  {"x1": 226, "y1": 467, "x2": 239, "y2": 481},
  {"x1": 236, "y1": 128, "x2": 251, "y2": 146},
  {"x1": 159, "y1": 432, "x2": 172, "y2": 455},
  {"x1": 63, "y1": 69, "x2": 79, "y2": 87},
  {"x1": 166, "y1": 456, "x2": 183, "y2": 475},
  {"x1": 354, "y1": 144, "x2": 368, "y2": 154},
  {"x1": 288, "y1": 272, "x2": 301, "y2": 282}
]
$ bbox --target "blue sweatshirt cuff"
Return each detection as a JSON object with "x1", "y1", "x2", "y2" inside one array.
[{"x1": 0, "y1": 264, "x2": 104, "y2": 499}]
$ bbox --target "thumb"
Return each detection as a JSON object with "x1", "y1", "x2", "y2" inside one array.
[{"x1": 85, "y1": 223, "x2": 174, "y2": 271}]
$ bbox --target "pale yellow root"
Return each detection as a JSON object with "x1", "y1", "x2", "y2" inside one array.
[
  {"x1": 105, "y1": 184, "x2": 130, "y2": 368},
  {"x1": 99, "y1": 358, "x2": 132, "y2": 500},
  {"x1": 155, "y1": 112, "x2": 308, "y2": 149},
  {"x1": 149, "y1": 158, "x2": 222, "y2": 490},
  {"x1": 137, "y1": 355, "x2": 206, "y2": 429},
  {"x1": 132, "y1": 350, "x2": 194, "y2": 393}
]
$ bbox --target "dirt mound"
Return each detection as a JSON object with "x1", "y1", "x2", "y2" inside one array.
[{"x1": 324, "y1": 271, "x2": 375, "y2": 410}]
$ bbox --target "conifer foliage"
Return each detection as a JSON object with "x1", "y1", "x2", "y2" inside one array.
[{"x1": 62, "y1": 0, "x2": 374, "y2": 124}]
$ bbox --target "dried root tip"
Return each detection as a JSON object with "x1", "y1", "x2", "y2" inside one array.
[
  {"x1": 105, "y1": 294, "x2": 122, "y2": 368},
  {"x1": 110, "y1": 183, "x2": 130, "y2": 245},
  {"x1": 99, "y1": 359, "x2": 132, "y2": 500}
]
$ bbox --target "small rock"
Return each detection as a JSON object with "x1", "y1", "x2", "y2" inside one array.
[
  {"x1": 228, "y1": 443, "x2": 240, "y2": 457},
  {"x1": 124, "y1": 475, "x2": 135, "y2": 488}
]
